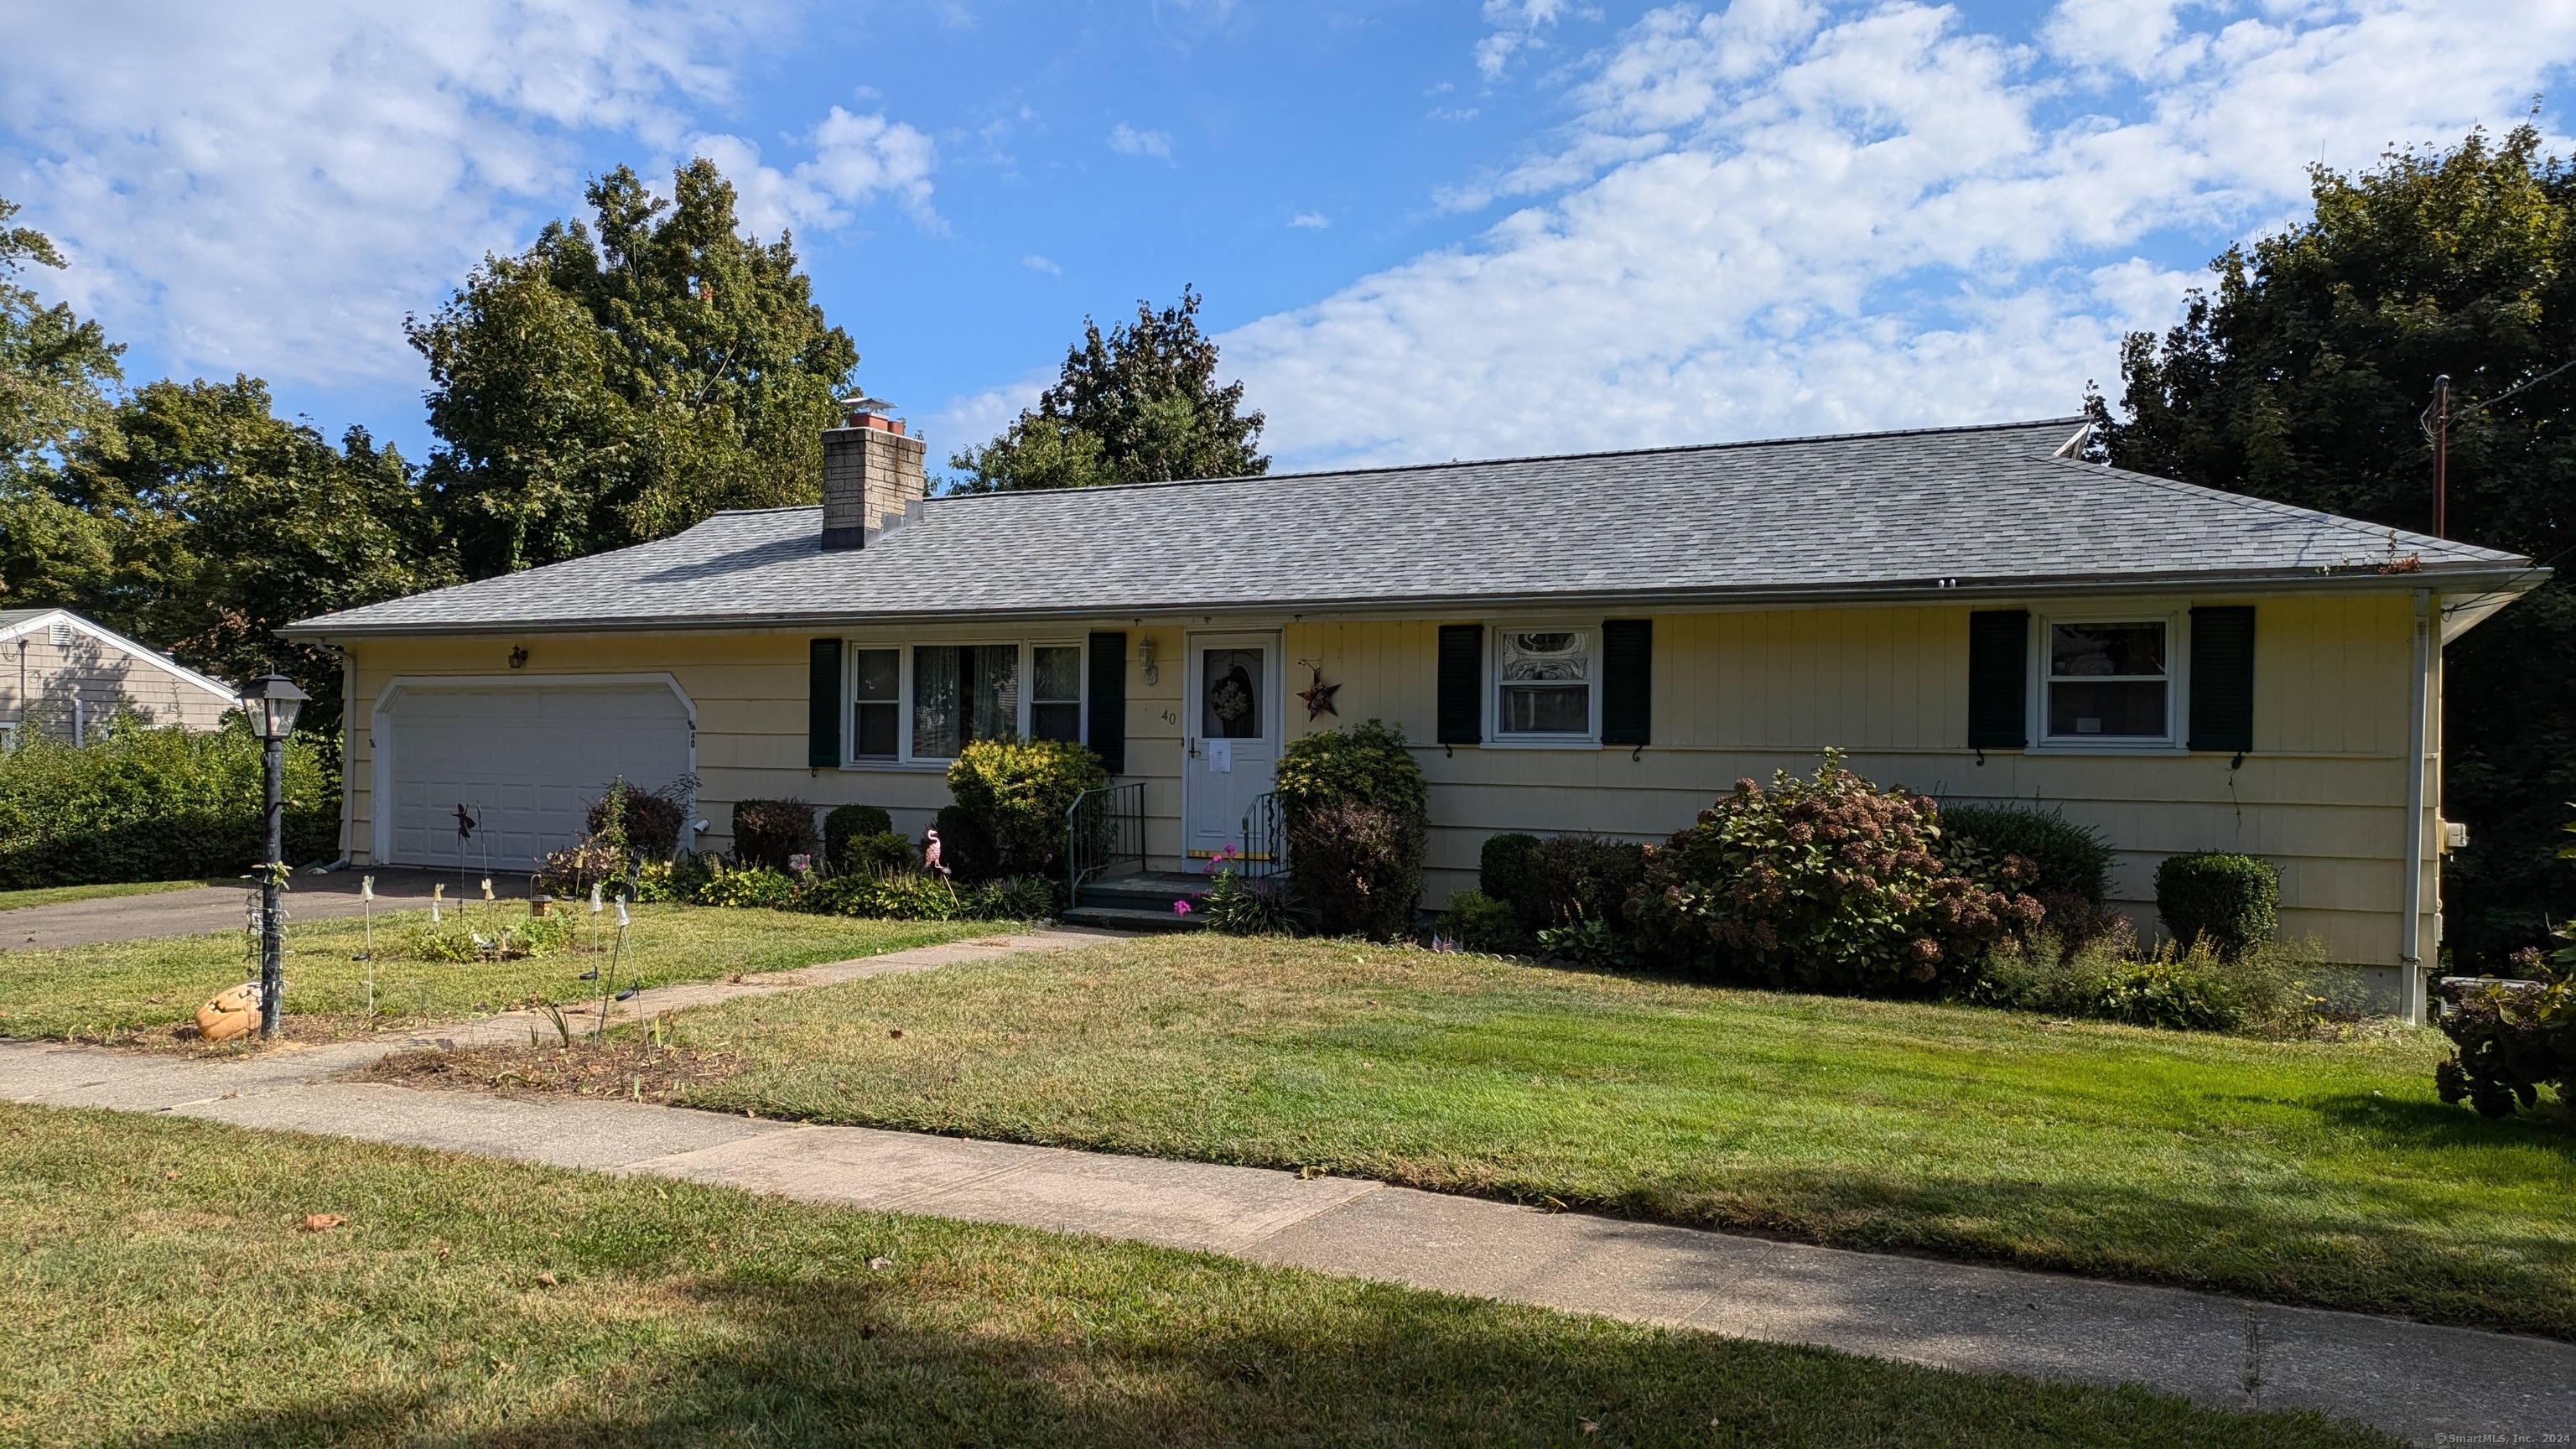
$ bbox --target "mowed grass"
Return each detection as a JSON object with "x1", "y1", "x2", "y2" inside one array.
[
  {"x1": 0, "y1": 1104, "x2": 2387, "y2": 1447},
  {"x1": 494, "y1": 935, "x2": 2573, "y2": 1338},
  {"x1": 0, "y1": 904, "x2": 995, "y2": 1041},
  {"x1": 0, "y1": 879, "x2": 221, "y2": 912}
]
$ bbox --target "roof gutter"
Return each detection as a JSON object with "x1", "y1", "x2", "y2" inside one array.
[{"x1": 279, "y1": 562, "x2": 2547, "y2": 643}]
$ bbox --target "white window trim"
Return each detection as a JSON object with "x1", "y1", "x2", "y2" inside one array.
[
  {"x1": 2029, "y1": 609, "x2": 2190, "y2": 756},
  {"x1": 841, "y1": 638, "x2": 1087, "y2": 770},
  {"x1": 1486, "y1": 621, "x2": 1602, "y2": 750}
]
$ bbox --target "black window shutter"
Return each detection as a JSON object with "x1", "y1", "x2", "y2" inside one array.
[
  {"x1": 1966, "y1": 610, "x2": 2028, "y2": 750},
  {"x1": 1437, "y1": 624, "x2": 1483, "y2": 745},
  {"x1": 2188, "y1": 606, "x2": 2256, "y2": 753},
  {"x1": 808, "y1": 638, "x2": 842, "y2": 767},
  {"x1": 1601, "y1": 618, "x2": 1652, "y2": 746},
  {"x1": 1087, "y1": 631, "x2": 1127, "y2": 775}
]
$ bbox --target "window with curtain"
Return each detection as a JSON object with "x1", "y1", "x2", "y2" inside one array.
[
  {"x1": 1031, "y1": 645, "x2": 1083, "y2": 743},
  {"x1": 911, "y1": 645, "x2": 1020, "y2": 759},
  {"x1": 1496, "y1": 629, "x2": 1592, "y2": 735}
]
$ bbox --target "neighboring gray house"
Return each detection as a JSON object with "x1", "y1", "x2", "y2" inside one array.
[{"x1": 0, "y1": 607, "x2": 238, "y2": 748}]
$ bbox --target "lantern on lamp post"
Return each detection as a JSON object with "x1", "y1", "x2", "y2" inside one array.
[{"x1": 236, "y1": 673, "x2": 308, "y2": 1036}]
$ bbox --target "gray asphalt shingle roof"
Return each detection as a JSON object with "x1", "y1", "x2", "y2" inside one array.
[{"x1": 288, "y1": 418, "x2": 2531, "y2": 636}]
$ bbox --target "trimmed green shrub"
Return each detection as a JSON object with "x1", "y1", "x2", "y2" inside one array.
[
  {"x1": 730, "y1": 799, "x2": 818, "y2": 872},
  {"x1": 2155, "y1": 852, "x2": 2279, "y2": 958},
  {"x1": 836, "y1": 830, "x2": 915, "y2": 875},
  {"x1": 1629, "y1": 750, "x2": 2044, "y2": 995},
  {"x1": 0, "y1": 716, "x2": 338, "y2": 887},
  {"x1": 824, "y1": 805, "x2": 896, "y2": 870},
  {"x1": 1940, "y1": 803, "x2": 2116, "y2": 943},
  {"x1": 1286, "y1": 800, "x2": 1426, "y2": 941},
  {"x1": 930, "y1": 806, "x2": 1000, "y2": 884},
  {"x1": 946, "y1": 738, "x2": 1108, "y2": 877},
  {"x1": 1201, "y1": 870, "x2": 1306, "y2": 937},
  {"x1": 1478, "y1": 834, "x2": 1541, "y2": 922},
  {"x1": 1527, "y1": 834, "x2": 1648, "y2": 929},
  {"x1": 1436, "y1": 888, "x2": 1527, "y2": 953},
  {"x1": 1275, "y1": 719, "x2": 1427, "y2": 830},
  {"x1": 2433, "y1": 974, "x2": 2573, "y2": 1118}
]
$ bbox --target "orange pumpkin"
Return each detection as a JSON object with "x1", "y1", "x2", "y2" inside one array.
[{"x1": 195, "y1": 983, "x2": 262, "y2": 1042}]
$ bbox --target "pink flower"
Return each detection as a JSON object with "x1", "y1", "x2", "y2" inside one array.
[{"x1": 1172, "y1": 900, "x2": 1192, "y2": 915}]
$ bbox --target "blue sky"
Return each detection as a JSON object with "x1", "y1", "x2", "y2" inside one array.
[{"x1": 5, "y1": 1, "x2": 2570, "y2": 479}]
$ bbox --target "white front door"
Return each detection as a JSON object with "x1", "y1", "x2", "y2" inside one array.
[{"x1": 1182, "y1": 632, "x2": 1280, "y2": 862}]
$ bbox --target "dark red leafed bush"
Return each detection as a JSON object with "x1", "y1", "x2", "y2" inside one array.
[
  {"x1": 731, "y1": 798, "x2": 819, "y2": 871},
  {"x1": 1628, "y1": 750, "x2": 2044, "y2": 995}
]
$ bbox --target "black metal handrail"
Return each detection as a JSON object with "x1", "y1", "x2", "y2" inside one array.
[
  {"x1": 1239, "y1": 791, "x2": 1285, "y2": 881},
  {"x1": 1067, "y1": 782, "x2": 1146, "y2": 900}
]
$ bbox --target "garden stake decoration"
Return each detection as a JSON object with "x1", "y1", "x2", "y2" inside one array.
[
  {"x1": 430, "y1": 880, "x2": 444, "y2": 925},
  {"x1": 357, "y1": 875, "x2": 376, "y2": 1016}
]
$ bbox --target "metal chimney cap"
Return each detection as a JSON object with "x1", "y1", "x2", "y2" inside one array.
[{"x1": 842, "y1": 394, "x2": 898, "y2": 414}]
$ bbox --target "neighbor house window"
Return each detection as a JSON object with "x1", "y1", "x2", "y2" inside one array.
[
  {"x1": 2046, "y1": 621, "x2": 2168, "y2": 740},
  {"x1": 1495, "y1": 628, "x2": 1594, "y2": 738},
  {"x1": 852, "y1": 648, "x2": 900, "y2": 759},
  {"x1": 1031, "y1": 645, "x2": 1083, "y2": 744}
]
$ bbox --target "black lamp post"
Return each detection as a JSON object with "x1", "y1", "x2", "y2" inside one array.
[{"x1": 236, "y1": 673, "x2": 309, "y2": 1037}]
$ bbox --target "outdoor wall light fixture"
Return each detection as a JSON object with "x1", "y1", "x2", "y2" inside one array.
[
  {"x1": 234, "y1": 673, "x2": 309, "y2": 1038},
  {"x1": 1137, "y1": 636, "x2": 1159, "y2": 685}
]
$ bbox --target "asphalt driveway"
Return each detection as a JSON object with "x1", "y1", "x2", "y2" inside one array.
[{"x1": 1, "y1": 867, "x2": 538, "y2": 951}]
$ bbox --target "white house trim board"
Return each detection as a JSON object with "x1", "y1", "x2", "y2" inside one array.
[
  {"x1": 366, "y1": 673, "x2": 697, "y2": 867},
  {"x1": 0, "y1": 607, "x2": 239, "y2": 704}
]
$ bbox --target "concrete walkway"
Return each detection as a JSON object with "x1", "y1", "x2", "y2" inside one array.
[
  {"x1": 0, "y1": 937, "x2": 2566, "y2": 1445},
  {"x1": 2, "y1": 866, "x2": 523, "y2": 950}
]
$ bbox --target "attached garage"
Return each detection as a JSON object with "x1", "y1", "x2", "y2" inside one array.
[{"x1": 371, "y1": 679, "x2": 693, "y2": 870}]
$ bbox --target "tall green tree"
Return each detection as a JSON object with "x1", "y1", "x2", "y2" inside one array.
[
  {"x1": 950, "y1": 287, "x2": 1266, "y2": 491},
  {"x1": 0, "y1": 195, "x2": 125, "y2": 606},
  {"x1": 2090, "y1": 124, "x2": 2576, "y2": 969},
  {"x1": 410, "y1": 159, "x2": 860, "y2": 578},
  {"x1": 43, "y1": 378, "x2": 454, "y2": 733}
]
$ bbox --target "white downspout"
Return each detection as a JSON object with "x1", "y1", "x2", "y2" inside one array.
[
  {"x1": 340, "y1": 649, "x2": 359, "y2": 865},
  {"x1": 2399, "y1": 589, "x2": 2431, "y2": 1025}
]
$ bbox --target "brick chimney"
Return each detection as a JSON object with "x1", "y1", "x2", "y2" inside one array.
[{"x1": 821, "y1": 396, "x2": 927, "y2": 550}]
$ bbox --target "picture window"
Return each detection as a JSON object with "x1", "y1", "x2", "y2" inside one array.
[{"x1": 2046, "y1": 621, "x2": 2168, "y2": 740}]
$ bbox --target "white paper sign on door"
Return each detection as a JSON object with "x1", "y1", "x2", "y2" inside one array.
[{"x1": 1209, "y1": 738, "x2": 1233, "y2": 773}]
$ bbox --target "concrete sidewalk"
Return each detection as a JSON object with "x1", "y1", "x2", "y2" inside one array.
[{"x1": 0, "y1": 941, "x2": 2566, "y2": 1445}]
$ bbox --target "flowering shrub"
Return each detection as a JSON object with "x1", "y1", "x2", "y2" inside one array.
[
  {"x1": 2434, "y1": 972, "x2": 2574, "y2": 1118},
  {"x1": 1628, "y1": 751, "x2": 2043, "y2": 994}
]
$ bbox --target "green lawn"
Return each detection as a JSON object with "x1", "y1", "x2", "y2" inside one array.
[
  {"x1": 0, "y1": 1104, "x2": 2384, "y2": 1446},
  {"x1": 0, "y1": 904, "x2": 996, "y2": 1041},
  {"x1": 0, "y1": 879, "x2": 221, "y2": 912},
  {"x1": 390, "y1": 935, "x2": 2575, "y2": 1339}
]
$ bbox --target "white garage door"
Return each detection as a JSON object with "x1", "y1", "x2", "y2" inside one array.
[{"x1": 380, "y1": 684, "x2": 693, "y2": 870}]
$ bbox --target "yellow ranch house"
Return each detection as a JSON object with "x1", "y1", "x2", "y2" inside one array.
[{"x1": 285, "y1": 404, "x2": 2539, "y2": 1021}]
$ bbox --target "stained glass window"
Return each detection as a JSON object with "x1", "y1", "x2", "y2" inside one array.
[{"x1": 1498, "y1": 630, "x2": 1591, "y2": 735}]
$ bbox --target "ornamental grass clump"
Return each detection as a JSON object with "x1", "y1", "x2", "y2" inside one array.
[{"x1": 1628, "y1": 750, "x2": 2044, "y2": 995}]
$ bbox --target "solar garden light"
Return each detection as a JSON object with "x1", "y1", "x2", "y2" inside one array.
[{"x1": 235, "y1": 673, "x2": 308, "y2": 1037}]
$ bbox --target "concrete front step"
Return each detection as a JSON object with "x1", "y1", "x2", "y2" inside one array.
[{"x1": 1060, "y1": 904, "x2": 1206, "y2": 932}]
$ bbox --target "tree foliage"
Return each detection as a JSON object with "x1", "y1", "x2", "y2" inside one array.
[
  {"x1": 409, "y1": 160, "x2": 860, "y2": 577},
  {"x1": 2090, "y1": 124, "x2": 2576, "y2": 969},
  {"x1": 0, "y1": 195, "x2": 122, "y2": 488},
  {"x1": 949, "y1": 287, "x2": 1265, "y2": 491}
]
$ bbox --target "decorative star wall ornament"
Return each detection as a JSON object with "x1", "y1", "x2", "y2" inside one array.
[{"x1": 1297, "y1": 662, "x2": 1342, "y2": 720}]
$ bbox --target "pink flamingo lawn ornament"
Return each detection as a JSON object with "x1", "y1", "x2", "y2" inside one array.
[{"x1": 922, "y1": 828, "x2": 948, "y2": 879}]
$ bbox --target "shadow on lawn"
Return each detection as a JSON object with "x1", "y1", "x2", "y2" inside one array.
[
  {"x1": 122, "y1": 1273, "x2": 2387, "y2": 1449},
  {"x1": 2307, "y1": 1091, "x2": 2573, "y2": 1146}
]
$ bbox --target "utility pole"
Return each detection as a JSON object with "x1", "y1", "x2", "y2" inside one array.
[{"x1": 2424, "y1": 374, "x2": 2450, "y2": 538}]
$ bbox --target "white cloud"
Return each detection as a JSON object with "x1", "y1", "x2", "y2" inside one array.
[
  {"x1": 0, "y1": 0, "x2": 936, "y2": 392},
  {"x1": 1288, "y1": 211, "x2": 1332, "y2": 230},
  {"x1": 1476, "y1": 0, "x2": 1583, "y2": 79},
  {"x1": 1429, "y1": 106, "x2": 1483, "y2": 122},
  {"x1": 1228, "y1": 0, "x2": 2576, "y2": 470},
  {"x1": 693, "y1": 106, "x2": 939, "y2": 236},
  {"x1": 1109, "y1": 122, "x2": 1173, "y2": 158},
  {"x1": 1023, "y1": 253, "x2": 1063, "y2": 273}
]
